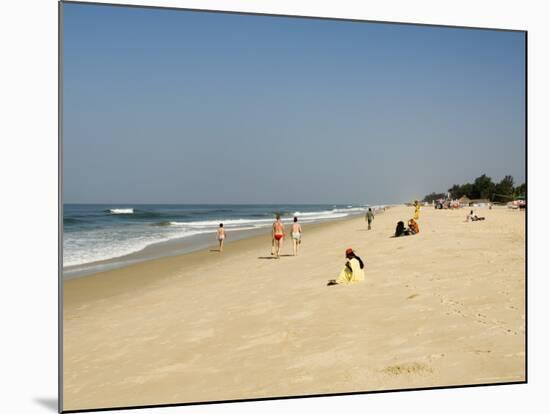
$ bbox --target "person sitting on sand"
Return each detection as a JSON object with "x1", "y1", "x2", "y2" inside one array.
[
  {"x1": 291, "y1": 217, "x2": 302, "y2": 256},
  {"x1": 272, "y1": 215, "x2": 285, "y2": 258},
  {"x1": 466, "y1": 210, "x2": 485, "y2": 222},
  {"x1": 216, "y1": 223, "x2": 226, "y2": 252},
  {"x1": 395, "y1": 221, "x2": 410, "y2": 237},
  {"x1": 408, "y1": 218, "x2": 420, "y2": 234},
  {"x1": 327, "y1": 248, "x2": 365, "y2": 286}
]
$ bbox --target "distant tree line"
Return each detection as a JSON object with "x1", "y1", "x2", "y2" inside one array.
[{"x1": 422, "y1": 174, "x2": 526, "y2": 203}]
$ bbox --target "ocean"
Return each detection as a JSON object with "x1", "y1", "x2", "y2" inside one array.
[{"x1": 63, "y1": 204, "x2": 375, "y2": 277}]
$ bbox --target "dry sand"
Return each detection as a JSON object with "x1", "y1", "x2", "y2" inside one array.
[{"x1": 63, "y1": 205, "x2": 525, "y2": 411}]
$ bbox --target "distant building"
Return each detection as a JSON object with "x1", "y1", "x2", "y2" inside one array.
[
  {"x1": 458, "y1": 195, "x2": 471, "y2": 206},
  {"x1": 469, "y1": 198, "x2": 491, "y2": 206}
]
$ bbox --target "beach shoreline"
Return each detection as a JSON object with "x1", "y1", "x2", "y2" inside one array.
[
  {"x1": 63, "y1": 205, "x2": 386, "y2": 278},
  {"x1": 63, "y1": 205, "x2": 525, "y2": 411},
  {"x1": 63, "y1": 209, "x2": 380, "y2": 298}
]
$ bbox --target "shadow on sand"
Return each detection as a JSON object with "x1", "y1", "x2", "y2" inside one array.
[{"x1": 258, "y1": 254, "x2": 294, "y2": 259}]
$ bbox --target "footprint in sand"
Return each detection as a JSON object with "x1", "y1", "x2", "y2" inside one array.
[
  {"x1": 381, "y1": 362, "x2": 433, "y2": 376},
  {"x1": 473, "y1": 349, "x2": 492, "y2": 354},
  {"x1": 429, "y1": 353, "x2": 445, "y2": 360}
]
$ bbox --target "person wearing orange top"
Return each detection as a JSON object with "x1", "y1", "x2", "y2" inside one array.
[{"x1": 408, "y1": 218, "x2": 420, "y2": 234}]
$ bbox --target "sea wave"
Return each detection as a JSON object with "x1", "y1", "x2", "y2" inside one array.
[
  {"x1": 167, "y1": 209, "x2": 354, "y2": 230},
  {"x1": 152, "y1": 221, "x2": 172, "y2": 227},
  {"x1": 64, "y1": 226, "x2": 202, "y2": 267},
  {"x1": 107, "y1": 208, "x2": 134, "y2": 214},
  {"x1": 293, "y1": 207, "x2": 366, "y2": 217},
  {"x1": 167, "y1": 218, "x2": 274, "y2": 228},
  {"x1": 64, "y1": 217, "x2": 83, "y2": 224},
  {"x1": 64, "y1": 205, "x2": 368, "y2": 269}
]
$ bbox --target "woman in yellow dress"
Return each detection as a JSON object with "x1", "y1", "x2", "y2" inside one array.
[
  {"x1": 327, "y1": 248, "x2": 365, "y2": 285},
  {"x1": 414, "y1": 200, "x2": 420, "y2": 220}
]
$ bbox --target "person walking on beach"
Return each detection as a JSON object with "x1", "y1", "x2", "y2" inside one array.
[
  {"x1": 291, "y1": 217, "x2": 302, "y2": 256},
  {"x1": 272, "y1": 215, "x2": 285, "y2": 258},
  {"x1": 216, "y1": 223, "x2": 226, "y2": 252},
  {"x1": 365, "y1": 208, "x2": 374, "y2": 230}
]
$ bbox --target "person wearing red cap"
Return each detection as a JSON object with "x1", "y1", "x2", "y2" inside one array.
[{"x1": 327, "y1": 248, "x2": 365, "y2": 286}]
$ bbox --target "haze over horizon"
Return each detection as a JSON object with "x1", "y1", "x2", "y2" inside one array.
[{"x1": 63, "y1": 3, "x2": 525, "y2": 205}]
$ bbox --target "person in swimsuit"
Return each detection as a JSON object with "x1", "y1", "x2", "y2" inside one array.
[
  {"x1": 216, "y1": 223, "x2": 226, "y2": 252},
  {"x1": 272, "y1": 215, "x2": 285, "y2": 258},
  {"x1": 291, "y1": 217, "x2": 302, "y2": 256}
]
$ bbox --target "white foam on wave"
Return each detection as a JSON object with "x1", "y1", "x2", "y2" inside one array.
[
  {"x1": 64, "y1": 225, "x2": 202, "y2": 267},
  {"x1": 169, "y1": 209, "x2": 353, "y2": 230},
  {"x1": 108, "y1": 208, "x2": 134, "y2": 214},
  {"x1": 293, "y1": 210, "x2": 331, "y2": 217},
  {"x1": 170, "y1": 218, "x2": 274, "y2": 228},
  {"x1": 332, "y1": 207, "x2": 368, "y2": 214},
  {"x1": 64, "y1": 205, "x2": 368, "y2": 268},
  {"x1": 294, "y1": 207, "x2": 366, "y2": 217}
]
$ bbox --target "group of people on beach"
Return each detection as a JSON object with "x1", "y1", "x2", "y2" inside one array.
[
  {"x1": 394, "y1": 218, "x2": 420, "y2": 237},
  {"x1": 214, "y1": 203, "x2": 426, "y2": 287},
  {"x1": 328, "y1": 205, "x2": 387, "y2": 286},
  {"x1": 329, "y1": 201, "x2": 491, "y2": 287},
  {"x1": 392, "y1": 201, "x2": 421, "y2": 237},
  {"x1": 271, "y1": 215, "x2": 303, "y2": 258},
  {"x1": 215, "y1": 215, "x2": 303, "y2": 257},
  {"x1": 326, "y1": 207, "x2": 380, "y2": 286},
  {"x1": 332, "y1": 199, "x2": 495, "y2": 285}
]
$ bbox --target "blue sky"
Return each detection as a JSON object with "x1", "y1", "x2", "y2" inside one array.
[{"x1": 62, "y1": 3, "x2": 525, "y2": 204}]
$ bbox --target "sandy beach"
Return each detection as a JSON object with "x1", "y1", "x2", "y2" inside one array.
[{"x1": 63, "y1": 205, "x2": 525, "y2": 411}]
